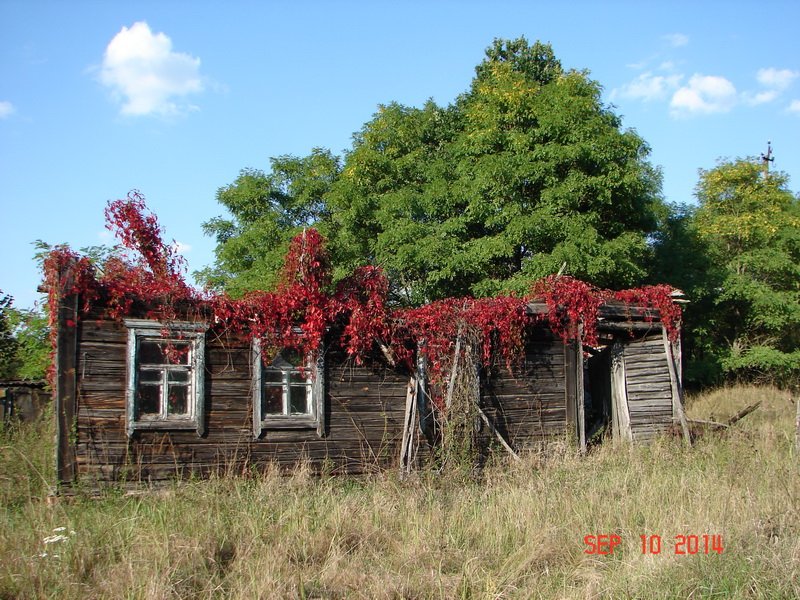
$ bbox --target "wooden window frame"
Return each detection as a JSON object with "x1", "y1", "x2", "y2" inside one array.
[
  {"x1": 252, "y1": 339, "x2": 325, "y2": 438},
  {"x1": 125, "y1": 319, "x2": 207, "y2": 438}
]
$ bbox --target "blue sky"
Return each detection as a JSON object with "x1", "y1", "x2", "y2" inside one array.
[{"x1": 2, "y1": 1, "x2": 799, "y2": 309}]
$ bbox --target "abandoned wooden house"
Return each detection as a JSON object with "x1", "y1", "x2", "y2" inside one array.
[{"x1": 52, "y1": 283, "x2": 688, "y2": 490}]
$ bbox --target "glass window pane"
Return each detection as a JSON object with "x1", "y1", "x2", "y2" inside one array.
[
  {"x1": 163, "y1": 343, "x2": 190, "y2": 365},
  {"x1": 263, "y1": 369, "x2": 284, "y2": 384},
  {"x1": 289, "y1": 370, "x2": 310, "y2": 385},
  {"x1": 137, "y1": 384, "x2": 160, "y2": 416},
  {"x1": 168, "y1": 369, "x2": 190, "y2": 383},
  {"x1": 139, "y1": 340, "x2": 191, "y2": 365},
  {"x1": 289, "y1": 385, "x2": 310, "y2": 415},
  {"x1": 262, "y1": 385, "x2": 283, "y2": 415},
  {"x1": 167, "y1": 386, "x2": 189, "y2": 415},
  {"x1": 139, "y1": 369, "x2": 162, "y2": 384},
  {"x1": 139, "y1": 341, "x2": 164, "y2": 364}
]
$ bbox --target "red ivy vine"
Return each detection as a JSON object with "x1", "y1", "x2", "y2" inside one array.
[{"x1": 44, "y1": 193, "x2": 682, "y2": 404}]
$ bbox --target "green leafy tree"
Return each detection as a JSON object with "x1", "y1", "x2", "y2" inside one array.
[
  {"x1": 200, "y1": 149, "x2": 340, "y2": 297},
  {"x1": 650, "y1": 205, "x2": 725, "y2": 386},
  {"x1": 0, "y1": 292, "x2": 20, "y2": 379},
  {"x1": 5, "y1": 306, "x2": 49, "y2": 380},
  {"x1": 692, "y1": 158, "x2": 800, "y2": 385},
  {"x1": 203, "y1": 38, "x2": 664, "y2": 303},
  {"x1": 0, "y1": 292, "x2": 49, "y2": 381},
  {"x1": 327, "y1": 37, "x2": 664, "y2": 303}
]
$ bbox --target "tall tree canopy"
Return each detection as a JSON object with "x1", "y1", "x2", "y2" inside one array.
[
  {"x1": 0, "y1": 291, "x2": 49, "y2": 381},
  {"x1": 200, "y1": 149, "x2": 340, "y2": 297},
  {"x1": 0, "y1": 292, "x2": 20, "y2": 379},
  {"x1": 203, "y1": 38, "x2": 664, "y2": 304},
  {"x1": 692, "y1": 158, "x2": 800, "y2": 385}
]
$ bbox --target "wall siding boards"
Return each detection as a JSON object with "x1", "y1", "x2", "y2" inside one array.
[
  {"x1": 69, "y1": 309, "x2": 413, "y2": 487},
  {"x1": 58, "y1": 301, "x2": 684, "y2": 489},
  {"x1": 620, "y1": 333, "x2": 675, "y2": 442}
]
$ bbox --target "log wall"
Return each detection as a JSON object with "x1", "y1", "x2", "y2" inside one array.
[
  {"x1": 481, "y1": 331, "x2": 574, "y2": 450},
  {"x1": 60, "y1": 306, "x2": 681, "y2": 487},
  {"x1": 72, "y1": 309, "x2": 412, "y2": 487}
]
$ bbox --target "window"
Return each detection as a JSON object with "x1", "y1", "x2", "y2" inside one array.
[
  {"x1": 252, "y1": 341, "x2": 324, "y2": 438},
  {"x1": 125, "y1": 319, "x2": 206, "y2": 437}
]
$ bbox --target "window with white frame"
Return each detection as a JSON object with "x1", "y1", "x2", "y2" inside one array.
[
  {"x1": 125, "y1": 319, "x2": 206, "y2": 437},
  {"x1": 252, "y1": 341, "x2": 324, "y2": 437}
]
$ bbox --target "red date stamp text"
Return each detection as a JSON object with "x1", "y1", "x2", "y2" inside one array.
[{"x1": 583, "y1": 534, "x2": 724, "y2": 555}]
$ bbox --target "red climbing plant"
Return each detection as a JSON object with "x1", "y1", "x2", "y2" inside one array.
[
  {"x1": 43, "y1": 192, "x2": 683, "y2": 406},
  {"x1": 531, "y1": 275, "x2": 604, "y2": 346},
  {"x1": 614, "y1": 285, "x2": 682, "y2": 341}
]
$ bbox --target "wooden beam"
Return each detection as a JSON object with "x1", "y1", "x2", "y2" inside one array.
[
  {"x1": 576, "y1": 329, "x2": 586, "y2": 454},
  {"x1": 597, "y1": 321, "x2": 664, "y2": 333},
  {"x1": 564, "y1": 340, "x2": 577, "y2": 444}
]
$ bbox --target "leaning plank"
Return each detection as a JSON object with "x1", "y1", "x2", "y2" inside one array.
[
  {"x1": 611, "y1": 343, "x2": 632, "y2": 442},
  {"x1": 444, "y1": 331, "x2": 463, "y2": 411},
  {"x1": 726, "y1": 401, "x2": 761, "y2": 426},
  {"x1": 399, "y1": 375, "x2": 417, "y2": 475},
  {"x1": 662, "y1": 328, "x2": 691, "y2": 445},
  {"x1": 476, "y1": 406, "x2": 520, "y2": 461}
]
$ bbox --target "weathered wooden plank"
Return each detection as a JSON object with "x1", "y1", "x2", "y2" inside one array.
[{"x1": 56, "y1": 288, "x2": 79, "y2": 486}]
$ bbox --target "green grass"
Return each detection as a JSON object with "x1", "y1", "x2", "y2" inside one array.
[{"x1": 1, "y1": 386, "x2": 798, "y2": 598}]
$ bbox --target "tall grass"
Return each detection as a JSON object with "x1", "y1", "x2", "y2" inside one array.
[{"x1": 0, "y1": 386, "x2": 798, "y2": 599}]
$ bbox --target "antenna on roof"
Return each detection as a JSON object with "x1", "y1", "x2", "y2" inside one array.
[{"x1": 760, "y1": 141, "x2": 774, "y2": 177}]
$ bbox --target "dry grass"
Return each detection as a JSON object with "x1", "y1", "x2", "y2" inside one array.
[{"x1": 1, "y1": 385, "x2": 798, "y2": 599}]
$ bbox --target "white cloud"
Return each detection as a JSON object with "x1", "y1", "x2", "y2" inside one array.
[
  {"x1": 612, "y1": 72, "x2": 682, "y2": 102},
  {"x1": 742, "y1": 68, "x2": 799, "y2": 106},
  {"x1": 174, "y1": 241, "x2": 192, "y2": 254},
  {"x1": 0, "y1": 101, "x2": 15, "y2": 119},
  {"x1": 663, "y1": 33, "x2": 689, "y2": 48},
  {"x1": 670, "y1": 74, "x2": 737, "y2": 117},
  {"x1": 756, "y1": 67, "x2": 798, "y2": 91},
  {"x1": 100, "y1": 21, "x2": 204, "y2": 116},
  {"x1": 746, "y1": 90, "x2": 778, "y2": 105},
  {"x1": 789, "y1": 100, "x2": 800, "y2": 113}
]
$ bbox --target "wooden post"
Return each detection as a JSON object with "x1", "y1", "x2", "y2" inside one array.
[
  {"x1": 55, "y1": 271, "x2": 79, "y2": 487},
  {"x1": 565, "y1": 339, "x2": 577, "y2": 444},
  {"x1": 576, "y1": 328, "x2": 586, "y2": 454}
]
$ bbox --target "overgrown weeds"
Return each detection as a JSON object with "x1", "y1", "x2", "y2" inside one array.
[{"x1": 0, "y1": 386, "x2": 797, "y2": 598}]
